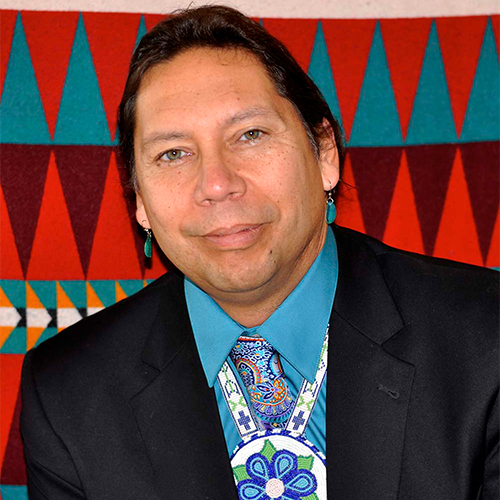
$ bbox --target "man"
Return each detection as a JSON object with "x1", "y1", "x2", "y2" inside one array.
[{"x1": 21, "y1": 6, "x2": 498, "y2": 499}]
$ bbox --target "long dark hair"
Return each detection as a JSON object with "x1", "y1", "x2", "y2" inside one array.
[{"x1": 117, "y1": 5, "x2": 345, "y2": 189}]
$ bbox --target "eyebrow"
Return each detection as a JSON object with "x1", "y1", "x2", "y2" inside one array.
[{"x1": 141, "y1": 107, "x2": 284, "y2": 149}]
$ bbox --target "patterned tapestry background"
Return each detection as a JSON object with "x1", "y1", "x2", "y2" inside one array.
[{"x1": 0, "y1": 9, "x2": 499, "y2": 498}]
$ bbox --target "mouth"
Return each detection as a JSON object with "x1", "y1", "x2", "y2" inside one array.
[{"x1": 202, "y1": 224, "x2": 264, "y2": 249}]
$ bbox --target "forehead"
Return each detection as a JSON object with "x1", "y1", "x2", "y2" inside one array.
[{"x1": 134, "y1": 47, "x2": 299, "y2": 133}]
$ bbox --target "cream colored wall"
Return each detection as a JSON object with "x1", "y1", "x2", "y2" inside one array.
[{"x1": 0, "y1": 0, "x2": 499, "y2": 17}]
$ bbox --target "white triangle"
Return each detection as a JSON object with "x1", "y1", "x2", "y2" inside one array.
[
  {"x1": 27, "y1": 307, "x2": 52, "y2": 329},
  {"x1": 0, "y1": 306, "x2": 22, "y2": 327},
  {"x1": 57, "y1": 308, "x2": 82, "y2": 329}
]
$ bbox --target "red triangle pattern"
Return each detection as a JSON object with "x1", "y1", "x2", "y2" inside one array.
[
  {"x1": 321, "y1": 19, "x2": 376, "y2": 141},
  {"x1": 144, "y1": 14, "x2": 167, "y2": 32},
  {"x1": 460, "y1": 142, "x2": 500, "y2": 264},
  {"x1": 491, "y1": 15, "x2": 499, "y2": 61},
  {"x1": 433, "y1": 149, "x2": 483, "y2": 266},
  {"x1": 436, "y1": 16, "x2": 487, "y2": 138},
  {"x1": 0, "y1": 355, "x2": 23, "y2": 468},
  {"x1": 383, "y1": 151, "x2": 425, "y2": 254},
  {"x1": 335, "y1": 152, "x2": 365, "y2": 234},
  {"x1": 261, "y1": 18, "x2": 318, "y2": 72},
  {"x1": 0, "y1": 10, "x2": 17, "y2": 101},
  {"x1": 27, "y1": 153, "x2": 84, "y2": 279},
  {"x1": 0, "y1": 185, "x2": 23, "y2": 279},
  {"x1": 486, "y1": 212, "x2": 499, "y2": 268},
  {"x1": 87, "y1": 152, "x2": 142, "y2": 279},
  {"x1": 115, "y1": 153, "x2": 145, "y2": 276},
  {"x1": 1, "y1": 145, "x2": 52, "y2": 277},
  {"x1": 349, "y1": 147, "x2": 403, "y2": 241},
  {"x1": 84, "y1": 13, "x2": 141, "y2": 140},
  {"x1": 0, "y1": 387, "x2": 26, "y2": 484},
  {"x1": 54, "y1": 146, "x2": 112, "y2": 276},
  {"x1": 22, "y1": 11, "x2": 79, "y2": 138},
  {"x1": 406, "y1": 144, "x2": 457, "y2": 256},
  {"x1": 380, "y1": 18, "x2": 432, "y2": 140}
]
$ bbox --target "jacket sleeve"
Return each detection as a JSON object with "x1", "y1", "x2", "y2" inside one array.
[
  {"x1": 481, "y1": 391, "x2": 499, "y2": 500},
  {"x1": 21, "y1": 349, "x2": 86, "y2": 500}
]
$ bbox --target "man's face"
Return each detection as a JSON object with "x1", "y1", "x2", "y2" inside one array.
[{"x1": 134, "y1": 47, "x2": 339, "y2": 309}]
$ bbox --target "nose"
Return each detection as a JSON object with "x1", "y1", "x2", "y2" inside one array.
[{"x1": 194, "y1": 149, "x2": 246, "y2": 205}]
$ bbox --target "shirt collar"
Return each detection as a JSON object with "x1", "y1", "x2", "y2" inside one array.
[{"x1": 185, "y1": 228, "x2": 339, "y2": 386}]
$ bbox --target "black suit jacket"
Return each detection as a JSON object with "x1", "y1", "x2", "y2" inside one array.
[{"x1": 21, "y1": 226, "x2": 499, "y2": 499}]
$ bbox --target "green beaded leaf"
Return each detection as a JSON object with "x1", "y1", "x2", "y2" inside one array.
[
  {"x1": 260, "y1": 439, "x2": 278, "y2": 461},
  {"x1": 302, "y1": 493, "x2": 319, "y2": 500},
  {"x1": 297, "y1": 455, "x2": 314, "y2": 471},
  {"x1": 233, "y1": 464, "x2": 250, "y2": 482}
]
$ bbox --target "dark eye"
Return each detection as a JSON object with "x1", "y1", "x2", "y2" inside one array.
[{"x1": 241, "y1": 130, "x2": 262, "y2": 141}]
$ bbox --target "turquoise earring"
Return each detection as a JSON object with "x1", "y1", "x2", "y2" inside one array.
[
  {"x1": 142, "y1": 222, "x2": 152, "y2": 258},
  {"x1": 326, "y1": 189, "x2": 337, "y2": 224}
]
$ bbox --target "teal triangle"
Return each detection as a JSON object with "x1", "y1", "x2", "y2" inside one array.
[
  {"x1": 1, "y1": 327, "x2": 26, "y2": 354},
  {"x1": 308, "y1": 21, "x2": 343, "y2": 131},
  {"x1": 135, "y1": 16, "x2": 147, "y2": 49},
  {"x1": 349, "y1": 22, "x2": 402, "y2": 146},
  {"x1": 34, "y1": 326, "x2": 58, "y2": 347},
  {"x1": 54, "y1": 14, "x2": 111, "y2": 145},
  {"x1": 1, "y1": 280, "x2": 26, "y2": 308},
  {"x1": 118, "y1": 279, "x2": 144, "y2": 297},
  {"x1": 0, "y1": 13, "x2": 51, "y2": 144},
  {"x1": 29, "y1": 281, "x2": 56, "y2": 309},
  {"x1": 59, "y1": 280, "x2": 87, "y2": 308},
  {"x1": 90, "y1": 280, "x2": 116, "y2": 307},
  {"x1": 0, "y1": 485, "x2": 29, "y2": 500},
  {"x1": 460, "y1": 19, "x2": 500, "y2": 142},
  {"x1": 406, "y1": 21, "x2": 457, "y2": 145}
]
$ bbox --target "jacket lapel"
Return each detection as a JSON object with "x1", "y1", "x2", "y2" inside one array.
[
  {"x1": 129, "y1": 274, "x2": 237, "y2": 499},
  {"x1": 326, "y1": 227, "x2": 415, "y2": 498}
]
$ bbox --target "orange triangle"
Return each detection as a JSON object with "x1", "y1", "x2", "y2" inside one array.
[
  {"x1": 86, "y1": 282, "x2": 104, "y2": 308},
  {"x1": 0, "y1": 326, "x2": 14, "y2": 349},
  {"x1": 335, "y1": 152, "x2": 366, "y2": 233},
  {"x1": 87, "y1": 153, "x2": 142, "y2": 279},
  {"x1": 486, "y1": 212, "x2": 499, "y2": 268},
  {"x1": 26, "y1": 282, "x2": 44, "y2": 309},
  {"x1": 27, "y1": 152, "x2": 84, "y2": 280},
  {"x1": 144, "y1": 14, "x2": 166, "y2": 32},
  {"x1": 0, "y1": 185, "x2": 23, "y2": 279},
  {"x1": 262, "y1": 18, "x2": 318, "y2": 72},
  {"x1": 433, "y1": 149, "x2": 483, "y2": 266},
  {"x1": 0, "y1": 10, "x2": 17, "y2": 101},
  {"x1": 56, "y1": 282, "x2": 74, "y2": 308},
  {"x1": 22, "y1": 12, "x2": 79, "y2": 138},
  {"x1": 491, "y1": 15, "x2": 499, "y2": 61},
  {"x1": 436, "y1": 16, "x2": 488, "y2": 137},
  {"x1": 0, "y1": 285, "x2": 13, "y2": 308},
  {"x1": 380, "y1": 18, "x2": 432, "y2": 140},
  {"x1": 84, "y1": 13, "x2": 141, "y2": 140},
  {"x1": 27, "y1": 327, "x2": 45, "y2": 351},
  {"x1": 322, "y1": 19, "x2": 377, "y2": 141},
  {"x1": 115, "y1": 281, "x2": 128, "y2": 302},
  {"x1": 383, "y1": 151, "x2": 424, "y2": 254}
]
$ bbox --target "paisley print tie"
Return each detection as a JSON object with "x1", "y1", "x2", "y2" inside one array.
[{"x1": 229, "y1": 336, "x2": 294, "y2": 429}]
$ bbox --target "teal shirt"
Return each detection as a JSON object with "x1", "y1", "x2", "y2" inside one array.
[{"x1": 185, "y1": 229, "x2": 338, "y2": 456}]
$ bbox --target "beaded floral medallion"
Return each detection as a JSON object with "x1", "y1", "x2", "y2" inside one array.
[{"x1": 217, "y1": 327, "x2": 329, "y2": 500}]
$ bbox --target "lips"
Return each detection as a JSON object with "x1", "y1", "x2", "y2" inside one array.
[{"x1": 202, "y1": 224, "x2": 264, "y2": 249}]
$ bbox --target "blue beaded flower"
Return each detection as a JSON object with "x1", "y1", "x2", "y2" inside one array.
[{"x1": 237, "y1": 449, "x2": 317, "y2": 500}]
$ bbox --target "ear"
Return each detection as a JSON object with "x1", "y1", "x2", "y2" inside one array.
[
  {"x1": 135, "y1": 192, "x2": 151, "y2": 228},
  {"x1": 317, "y1": 119, "x2": 340, "y2": 192}
]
